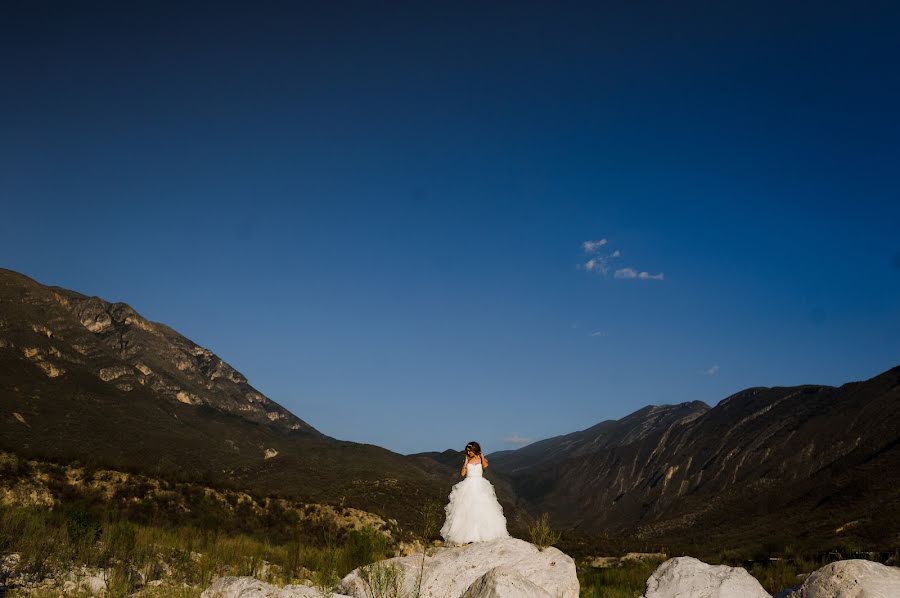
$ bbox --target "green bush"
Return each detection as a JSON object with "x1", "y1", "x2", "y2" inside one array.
[
  {"x1": 343, "y1": 526, "x2": 388, "y2": 572},
  {"x1": 102, "y1": 520, "x2": 138, "y2": 565},
  {"x1": 66, "y1": 503, "x2": 102, "y2": 547},
  {"x1": 359, "y1": 560, "x2": 405, "y2": 598},
  {"x1": 579, "y1": 558, "x2": 663, "y2": 598},
  {"x1": 528, "y1": 512, "x2": 561, "y2": 550}
]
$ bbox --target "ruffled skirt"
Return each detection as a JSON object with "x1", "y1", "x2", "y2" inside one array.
[{"x1": 440, "y1": 476, "x2": 510, "y2": 545}]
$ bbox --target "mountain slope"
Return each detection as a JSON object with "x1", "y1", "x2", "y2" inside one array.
[
  {"x1": 492, "y1": 368, "x2": 900, "y2": 552},
  {"x1": 490, "y1": 401, "x2": 709, "y2": 475},
  {"x1": 0, "y1": 268, "x2": 444, "y2": 528}
]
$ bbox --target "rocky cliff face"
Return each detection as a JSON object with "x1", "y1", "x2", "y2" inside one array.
[
  {"x1": 0, "y1": 268, "x2": 316, "y2": 434},
  {"x1": 491, "y1": 367, "x2": 900, "y2": 551}
]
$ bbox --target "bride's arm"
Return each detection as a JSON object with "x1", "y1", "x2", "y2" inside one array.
[
  {"x1": 461, "y1": 457, "x2": 468, "y2": 477},
  {"x1": 481, "y1": 455, "x2": 489, "y2": 469}
]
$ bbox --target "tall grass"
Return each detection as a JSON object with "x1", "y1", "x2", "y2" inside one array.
[
  {"x1": 358, "y1": 560, "x2": 406, "y2": 598},
  {"x1": 747, "y1": 558, "x2": 821, "y2": 594},
  {"x1": 0, "y1": 502, "x2": 393, "y2": 596},
  {"x1": 578, "y1": 558, "x2": 664, "y2": 598}
]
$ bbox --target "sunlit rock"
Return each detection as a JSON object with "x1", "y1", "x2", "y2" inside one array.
[
  {"x1": 787, "y1": 559, "x2": 900, "y2": 597},
  {"x1": 642, "y1": 556, "x2": 770, "y2": 598}
]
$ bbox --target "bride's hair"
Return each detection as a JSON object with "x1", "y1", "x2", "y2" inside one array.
[{"x1": 465, "y1": 441, "x2": 482, "y2": 455}]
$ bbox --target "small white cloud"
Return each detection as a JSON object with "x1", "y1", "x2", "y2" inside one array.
[
  {"x1": 590, "y1": 330, "x2": 607, "y2": 337},
  {"x1": 580, "y1": 239, "x2": 661, "y2": 281},
  {"x1": 582, "y1": 239, "x2": 608, "y2": 253},
  {"x1": 502, "y1": 435, "x2": 533, "y2": 446},
  {"x1": 638, "y1": 271, "x2": 664, "y2": 280},
  {"x1": 702, "y1": 365, "x2": 720, "y2": 376},
  {"x1": 584, "y1": 257, "x2": 611, "y2": 274},
  {"x1": 615, "y1": 267, "x2": 663, "y2": 281}
]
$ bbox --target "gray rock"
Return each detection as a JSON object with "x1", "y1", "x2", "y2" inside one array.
[
  {"x1": 337, "y1": 537, "x2": 578, "y2": 598},
  {"x1": 201, "y1": 576, "x2": 352, "y2": 598},
  {"x1": 787, "y1": 559, "x2": 900, "y2": 598},
  {"x1": 642, "y1": 556, "x2": 770, "y2": 598},
  {"x1": 460, "y1": 566, "x2": 553, "y2": 598}
]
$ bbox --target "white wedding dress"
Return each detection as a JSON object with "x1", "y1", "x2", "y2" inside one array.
[{"x1": 440, "y1": 458, "x2": 510, "y2": 545}]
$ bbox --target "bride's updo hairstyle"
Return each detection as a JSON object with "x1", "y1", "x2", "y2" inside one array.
[{"x1": 465, "y1": 441, "x2": 482, "y2": 455}]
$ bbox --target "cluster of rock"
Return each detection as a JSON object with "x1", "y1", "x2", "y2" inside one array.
[
  {"x1": 5, "y1": 534, "x2": 900, "y2": 598},
  {"x1": 203, "y1": 537, "x2": 578, "y2": 598},
  {"x1": 642, "y1": 556, "x2": 900, "y2": 598},
  {"x1": 199, "y1": 541, "x2": 900, "y2": 598},
  {"x1": 0, "y1": 556, "x2": 138, "y2": 596}
]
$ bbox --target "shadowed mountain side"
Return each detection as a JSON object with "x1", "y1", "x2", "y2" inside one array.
[
  {"x1": 489, "y1": 401, "x2": 710, "y2": 475},
  {"x1": 490, "y1": 367, "x2": 900, "y2": 552},
  {"x1": 0, "y1": 268, "x2": 447, "y2": 528}
]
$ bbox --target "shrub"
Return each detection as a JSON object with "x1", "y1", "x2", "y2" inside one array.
[
  {"x1": 343, "y1": 526, "x2": 388, "y2": 573},
  {"x1": 311, "y1": 544, "x2": 340, "y2": 598},
  {"x1": 528, "y1": 512, "x2": 561, "y2": 550},
  {"x1": 359, "y1": 560, "x2": 405, "y2": 598},
  {"x1": 102, "y1": 520, "x2": 138, "y2": 565}
]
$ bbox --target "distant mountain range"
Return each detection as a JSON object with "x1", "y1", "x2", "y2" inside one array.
[
  {"x1": 2, "y1": 267, "x2": 897, "y2": 553},
  {"x1": 486, "y1": 367, "x2": 900, "y2": 553}
]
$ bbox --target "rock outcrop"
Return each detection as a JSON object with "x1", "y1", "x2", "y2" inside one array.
[
  {"x1": 787, "y1": 559, "x2": 900, "y2": 597},
  {"x1": 460, "y1": 565, "x2": 553, "y2": 598},
  {"x1": 642, "y1": 556, "x2": 770, "y2": 598},
  {"x1": 337, "y1": 537, "x2": 578, "y2": 598},
  {"x1": 201, "y1": 576, "x2": 352, "y2": 598},
  {"x1": 200, "y1": 539, "x2": 577, "y2": 598}
]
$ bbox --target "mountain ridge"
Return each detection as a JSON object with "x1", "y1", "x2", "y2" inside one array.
[
  {"x1": 488, "y1": 365, "x2": 900, "y2": 552},
  {"x1": 0, "y1": 267, "x2": 447, "y2": 529},
  {"x1": 0, "y1": 267, "x2": 319, "y2": 435},
  {"x1": 3, "y1": 267, "x2": 898, "y2": 553}
]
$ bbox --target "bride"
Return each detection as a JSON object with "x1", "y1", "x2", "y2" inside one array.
[{"x1": 440, "y1": 441, "x2": 510, "y2": 545}]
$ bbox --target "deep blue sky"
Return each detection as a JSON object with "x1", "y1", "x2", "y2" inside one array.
[{"x1": 2, "y1": 1, "x2": 898, "y2": 455}]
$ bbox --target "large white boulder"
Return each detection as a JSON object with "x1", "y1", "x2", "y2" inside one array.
[
  {"x1": 201, "y1": 576, "x2": 353, "y2": 598},
  {"x1": 337, "y1": 537, "x2": 579, "y2": 598},
  {"x1": 460, "y1": 566, "x2": 553, "y2": 598},
  {"x1": 642, "y1": 556, "x2": 770, "y2": 598},
  {"x1": 787, "y1": 559, "x2": 900, "y2": 597}
]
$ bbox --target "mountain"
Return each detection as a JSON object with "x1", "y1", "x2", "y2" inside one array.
[
  {"x1": 4, "y1": 267, "x2": 898, "y2": 554},
  {"x1": 490, "y1": 368, "x2": 900, "y2": 554},
  {"x1": 490, "y1": 401, "x2": 709, "y2": 475},
  {"x1": 0, "y1": 268, "x2": 445, "y2": 528}
]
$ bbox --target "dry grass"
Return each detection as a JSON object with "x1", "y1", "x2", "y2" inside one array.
[
  {"x1": 578, "y1": 557, "x2": 664, "y2": 598},
  {"x1": 0, "y1": 502, "x2": 391, "y2": 596}
]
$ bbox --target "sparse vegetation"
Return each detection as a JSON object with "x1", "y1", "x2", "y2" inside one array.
[
  {"x1": 747, "y1": 558, "x2": 819, "y2": 595},
  {"x1": 359, "y1": 560, "x2": 406, "y2": 598},
  {"x1": 528, "y1": 512, "x2": 562, "y2": 550},
  {"x1": 412, "y1": 500, "x2": 440, "y2": 598},
  {"x1": 578, "y1": 557, "x2": 665, "y2": 598},
  {"x1": 0, "y1": 499, "x2": 394, "y2": 596}
]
